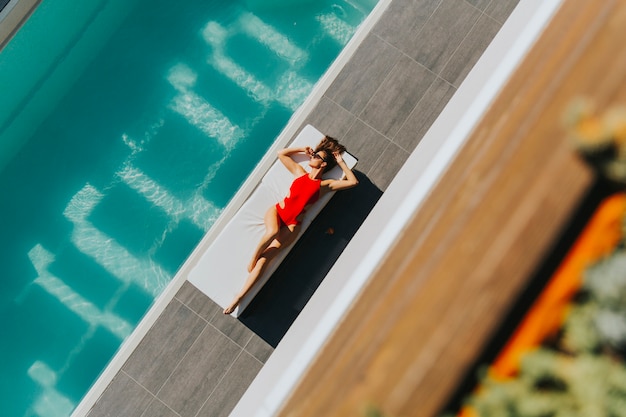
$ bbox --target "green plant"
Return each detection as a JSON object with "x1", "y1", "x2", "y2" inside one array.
[
  {"x1": 565, "y1": 98, "x2": 626, "y2": 184},
  {"x1": 567, "y1": 250, "x2": 626, "y2": 353},
  {"x1": 462, "y1": 246, "x2": 626, "y2": 416},
  {"x1": 468, "y1": 348, "x2": 626, "y2": 417}
]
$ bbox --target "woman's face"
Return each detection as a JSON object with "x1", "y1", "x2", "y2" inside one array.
[{"x1": 309, "y1": 150, "x2": 328, "y2": 169}]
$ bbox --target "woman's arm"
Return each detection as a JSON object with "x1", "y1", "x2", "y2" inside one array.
[
  {"x1": 322, "y1": 152, "x2": 359, "y2": 191},
  {"x1": 278, "y1": 146, "x2": 310, "y2": 176}
]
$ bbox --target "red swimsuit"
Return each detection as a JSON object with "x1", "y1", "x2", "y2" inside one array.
[{"x1": 276, "y1": 174, "x2": 321, "y2": 226}]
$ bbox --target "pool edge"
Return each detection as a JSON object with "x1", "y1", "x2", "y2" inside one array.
[{"x1": 0, "y1": 0, "x2": 41, "y2": 50}]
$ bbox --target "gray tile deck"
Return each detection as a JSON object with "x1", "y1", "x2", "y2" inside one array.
[{"x1": 85, "y1": 0, "x2": 519, "y2": 416}]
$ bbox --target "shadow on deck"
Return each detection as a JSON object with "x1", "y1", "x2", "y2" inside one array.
[{"x1": 241, "y1": 171, "x2": 382, "y2": 347}]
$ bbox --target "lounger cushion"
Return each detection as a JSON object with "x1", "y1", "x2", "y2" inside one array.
[{"x1": 187, "y1": 125, "x2": 357, "y2": 316}]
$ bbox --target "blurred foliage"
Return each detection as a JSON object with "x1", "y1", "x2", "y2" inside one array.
[
  {"x1": 468, "y1": 349, "x2": 626, "y2": 417},
  {"x1": 565, "y1": 98, "x2": 626, "y2": 184},
  {"x1": 458, "y1": 128, "x2": 626, "y2": 414},
  {"x1": 563, "y1": 250, "x2": 626, "y2": 354},
  {"x1": 465, "y1": 247, "x2": 626, "y2": 417}
]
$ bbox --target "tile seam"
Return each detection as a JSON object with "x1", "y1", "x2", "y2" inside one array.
[
  {"x1": 153, "y1": 321, "x2": 211, "y2": 399},
  {"x1": 192, "y1": 348, "x2": 246, "y2": 417},
  {"x1": 173, "y1": 297, "x2": 252, "y2": 351},
  {"x1": 242, "y1": 335, "x2": 272, "y2": 365},
  {"x1": 351, "y1": 33, "x2": 403, "y2": 119},
  {"x1": 140, "y1": 397, "x2": 182, "y2": 417},
  {"x1": 390, "y1": 75, "x2": 457, "y2": 152},
  {"x1": 409, "y1": 0, "x2": 446, "y2": 52},
  {"x1": 436, "y1": 3, "x2": 483, "y2": 82}
]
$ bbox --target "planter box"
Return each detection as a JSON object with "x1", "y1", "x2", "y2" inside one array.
[{"x1": 459, "y1": 192, "x2": 626, "y2": 417}]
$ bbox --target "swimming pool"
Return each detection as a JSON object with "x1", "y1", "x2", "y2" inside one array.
[{"x1": 0, "y1": 0, "x2": 376, "y2": 415}]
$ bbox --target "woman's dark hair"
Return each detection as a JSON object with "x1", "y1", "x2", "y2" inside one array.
[{"x1": 315, "y1": 135, "x2": 346, "y2": 171}]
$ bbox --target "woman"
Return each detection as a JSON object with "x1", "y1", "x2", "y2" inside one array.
[{"x1": 223, "y1": 136, "x2": 358, "y2": 314}]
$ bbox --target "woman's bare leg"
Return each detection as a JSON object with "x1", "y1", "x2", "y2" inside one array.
[
  {"x1": 224, "y1": 253, "x2": 272, "y2": 315},
  {"x1": 248, "y1": 206, "x2": 281, "y2": 272},
  {"x1": 224, "y1": 225, "x2": 299, "y2": 314}
]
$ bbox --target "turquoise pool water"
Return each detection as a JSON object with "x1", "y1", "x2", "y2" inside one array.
[{"x1": 0, "y1": 0, "x2": 375, "y2": 415}]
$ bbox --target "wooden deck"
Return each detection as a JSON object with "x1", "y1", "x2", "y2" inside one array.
[{"x1": 277, "y1": 1, "x2": 626, "y2": 416}]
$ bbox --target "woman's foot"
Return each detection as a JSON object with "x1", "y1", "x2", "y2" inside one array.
[{"x1": 223, "y1": 297, "x2": 242, "y2": 315}]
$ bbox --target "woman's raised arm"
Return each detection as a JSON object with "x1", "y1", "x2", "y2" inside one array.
[
  {"x1": 277, "y1": 147, "x2": 310, "y2": 176},
  {"x1": 323, "y1": 151, "x2": 359, "y2": 191}
]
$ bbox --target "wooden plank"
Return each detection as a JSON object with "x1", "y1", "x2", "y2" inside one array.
[{"x1": 278, "y1": 1, "x2": 626, "y2": 416}]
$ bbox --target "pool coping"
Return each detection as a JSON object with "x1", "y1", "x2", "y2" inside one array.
[{"x1": 0, "y1": 0, "x2": 40, "y2": 49}]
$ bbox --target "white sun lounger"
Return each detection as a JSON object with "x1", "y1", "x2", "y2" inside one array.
[{"x1": 187, "y1": 125, "x2": 358, "y2": 317}]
